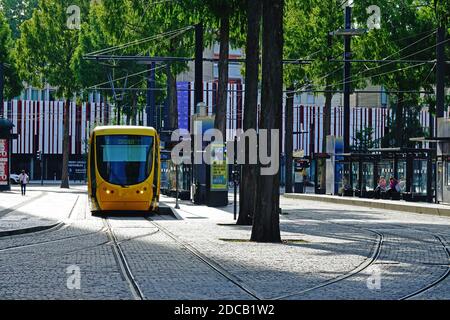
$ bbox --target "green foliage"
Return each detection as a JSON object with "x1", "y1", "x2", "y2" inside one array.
[
  {"x1": 15, "y1": 0, "x2": 91, "y2": 98},
  {"x1": 0, "y1": 10, "x2": 22, "y2": 99},
  {"x1": 381, "y1": 94, "x2": 427, "y2": 147},
  {"x1": 284, "y1": 0, "x2": 344, "y2": 91},
  {"x1": 73, "y1": 2, "x2": 111, "y2": 92},
  {"x1": 351, "y1": 127, "x2": 380, "y2": 152},
  {"x1": 352, "y1": 1, "x2": 437, "y2": 91},
  {"x1": 0, "y1": 0, "x2": 38, "y2": 38}
]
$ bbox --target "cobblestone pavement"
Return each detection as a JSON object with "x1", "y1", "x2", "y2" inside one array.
[{"x1": 0, "y1": 186, "x2": 449, "y2": 299}]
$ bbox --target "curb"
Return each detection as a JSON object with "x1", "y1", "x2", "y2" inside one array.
[
  {"x1": 0, "y1": 222, "x2": 64, "y2": 238},
  {"x1": 283, "y1": 194, "x2": 450, "y2": 217},
  {"x1": 158, "y1": 202, "x2": 182, "y2": 220}
]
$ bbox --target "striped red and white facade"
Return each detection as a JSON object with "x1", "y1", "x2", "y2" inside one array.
[
  {"x1": 0, "y1": 87, "x2": 438, "y2": 158},
  {"x1": 1, "y1": 100, "x2": 110, "y2": 156},
  {"x1": 288, "y1": 105, "x2": 434, "y2": 154}
]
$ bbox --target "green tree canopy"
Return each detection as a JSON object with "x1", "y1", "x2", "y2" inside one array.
[
  {"x1": 0, "y1": 0, "x2": 38, "y2": 38},
  {"x1": 0, "y1": 10, "x2": 22, "y2": 99}
]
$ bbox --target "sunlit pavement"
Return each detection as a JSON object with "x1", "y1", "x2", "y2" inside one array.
[{"x1": 0, "y1": 185, "x2": 449, "y2": 300}]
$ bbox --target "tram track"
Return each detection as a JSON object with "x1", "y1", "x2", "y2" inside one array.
[
  {"x1": 103, "y1": 217, "x2": 145, "y2": 300},
  {"x1": 1, "y1": 192, "x2": 448, "y2": 300},
  {"x1": 399, "y1": 235, "x2": 450, "y2": 300},
  {"x1": 162, "y1": 203, "x2": 450, "y2": 300},
  {"x1": 330, "y1": 220, "x2": 450, "y2": 300},
  {"x1": 145, "y1": 214, "x2": 262, "y2": 300},
  {"x1": 277, "y1": 214, "x2": 450, "y2": 300},
  {"x1": 273, "y1": 227, "x2": 384, "y2": 300}
]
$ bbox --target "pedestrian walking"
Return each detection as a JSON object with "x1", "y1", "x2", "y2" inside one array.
[{"x1": 18, "y1": 170, "x2": 29, "y2": 196}]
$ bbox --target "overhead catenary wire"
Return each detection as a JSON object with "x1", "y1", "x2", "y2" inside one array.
[
  {"x1": 85, "y1": 26, "x2": 194, "y2": 57},
  {"x1": 284, "y1": 30, "x2": 439, "y2": 96},
  {"x1": 87, "y1": 64, "x2": 167, "y2": 89},
  {"x1": 333, "y1": 31, "x2": 443, "y2": 88},
  {"x1": 320, "y1": 37, "x2": 449, "y2": 91}
]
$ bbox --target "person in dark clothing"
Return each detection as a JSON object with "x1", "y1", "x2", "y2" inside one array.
[{"x1": 18, "y1": 170, "x2": 29, "y2": 196}]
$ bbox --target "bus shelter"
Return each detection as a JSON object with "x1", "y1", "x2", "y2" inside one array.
[
  {"x1": 411, "y1": 118, "x2": 450, "y2": 204},
  {"x1": 336, "y1": 147, "x2": 434, "y2": 202},
  {"x1": 160, "y1": 150, "x2": 191, "y2": 200}
]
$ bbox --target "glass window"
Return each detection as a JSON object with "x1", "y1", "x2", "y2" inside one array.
[
  {"x1": 49, "y1": 90, "x2": 56, "y2": 101},
  {"x1": 96, "y1": 135, "x2": 154, "y2": 186},
  {"x1": 339, "y1": 162, "x2": 352, "y2": 195},
  {"x1": 31, "y1": 89, "x2": 39, "y2": 101},
  {"x1": 362, "y1": 162, "x2": 374, "y2": 191},
  {"x1": 397, "y1": 161, "x2": 407, "y2": 192},
  {"x1": 316, "y1": 158, "x2": 326, "y2": 190},
  {"x1": 412, "y1": 160, "x2": 427, "y2": 194},
  {"x1": 352, "y1": 162, "x2": 359, "y2": 190},
  {"x1": 381, "y1": 86, "x2": 388, "y2": 106},
  {"x1": 378, "y1": 160, "x2": 394, "y2": 178}
]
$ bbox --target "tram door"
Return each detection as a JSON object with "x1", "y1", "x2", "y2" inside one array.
[{"x1": 437, "y1": 161, "x2": 443, "y2": 203}]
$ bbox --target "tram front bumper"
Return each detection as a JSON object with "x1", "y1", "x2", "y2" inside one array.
[{"x1": 99, "y1": 201, "x2": 152, "y2": 211}]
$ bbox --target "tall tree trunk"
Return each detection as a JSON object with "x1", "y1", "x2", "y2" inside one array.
[
  {"x1": 238, "y1": 0, "x2": 261, "y2": 226},
  {"x1": 167, "y1": 64, "x2": 178, "y2": 130},
  {"x1": 285, "y1": 86, "x2": 294, "y2": 194},
  {"x1": 60, "y1": 99, "x2": 70, "y2": 189},
  {"x1": 322, "y1": 84, "x2": 332, "y2": 152},
  {"x1": 251, "y1": 0, "x2": 283, "y2": 243},
  {"x1": 214, "y1": 15, "x2": 229, "y2": 138}
]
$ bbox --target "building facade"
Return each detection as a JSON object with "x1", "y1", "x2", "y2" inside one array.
[{"x1": 1, "y1": 81, "x2": 435, "y2": 181}]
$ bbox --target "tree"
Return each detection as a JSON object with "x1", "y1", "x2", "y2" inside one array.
[
  {"x1": 353, "y1": 0, "x2": 438, "y2": 147},
  {"x1": 126, "y1": 0, "x2": 196, "y2": 130},
  {"x1": 182, "y1": 0, "x2": 243, "y2": 137},
  {"x1": 251, "y1": 0, "x2": 284, "y2": 243},
  {"x1": 351, "y1": 127, "x2": 380, "y2": 152},
  {"x1": 284, "y1": 0, "x2": 344, "y2": 192},
  {"x1": 75, "y1": 0, "x2": 198, "y2": 129},
  {"x1": 15, "y1": 0, "x2": 89, "y2": 188},
  {"x1": 237, "y1": 0, "x2": 261, "y2": 226},
  {"x1": 0, "y1": 0, "x2": 38, "y2": 38},
  {"x1": 0, "y1": 11, "x2": 22, "y2": 104}
]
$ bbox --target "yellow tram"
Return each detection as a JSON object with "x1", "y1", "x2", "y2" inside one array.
[{"x1": 87, "y1": 126, "x2": 160, "y2": 212}]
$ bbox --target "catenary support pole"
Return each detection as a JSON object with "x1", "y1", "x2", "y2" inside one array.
[{"x1": 343, "y1": 6, "x2": 352, "y2": 153}]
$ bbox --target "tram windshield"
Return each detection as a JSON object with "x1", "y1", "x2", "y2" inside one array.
[{"x1": 96, "y1": 135, "x2": 154, "y2": 186}]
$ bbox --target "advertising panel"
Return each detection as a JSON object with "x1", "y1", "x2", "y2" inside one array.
[
  {"x1": 0, "y1": 139, "x2": 9, "y2": 186},
  {"x1": 210, "y1": 143, "x2": 228, "y2": 191}
]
